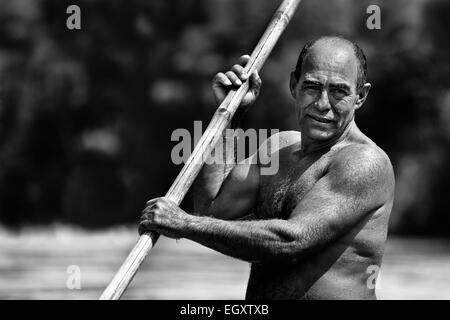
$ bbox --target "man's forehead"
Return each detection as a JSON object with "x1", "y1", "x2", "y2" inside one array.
[{"x1": 300, "y1": 40, "x2": 359, "y2": 84}]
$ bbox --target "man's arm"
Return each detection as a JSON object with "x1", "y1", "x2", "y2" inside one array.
[
  {"x1": 141, "y1": 145, "x2": 394, "y2": 263},
  {"x1": 193, "y1": 55, "x2": 261, "y2": 220}
]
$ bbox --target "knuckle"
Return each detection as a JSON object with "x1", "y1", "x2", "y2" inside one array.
[
  {"x1": 141, "y1": 213, "x2": 150, "y2": 222},
  {"x1": 232, "y1": 64, "x2": 242, "y2": 71},
  {"x1": 215, "y1": 72, "x2": 225, "y2": 80}
]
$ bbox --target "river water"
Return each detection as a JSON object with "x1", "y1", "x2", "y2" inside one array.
[{"x1": 0, "y1": 225, "x2": 449, "y2": 299}]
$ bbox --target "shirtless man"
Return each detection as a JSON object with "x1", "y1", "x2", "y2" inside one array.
[{"x1": 139, "y1": 36, "x2": 395, "y2": 299}]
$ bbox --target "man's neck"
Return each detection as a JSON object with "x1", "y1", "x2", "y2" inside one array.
[{"x1": 301, "y1": 120, "x2": 355, "y2": 155}]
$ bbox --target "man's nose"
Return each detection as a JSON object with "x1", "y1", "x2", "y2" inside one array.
[{"x1": 315, "y1": 89, "x2": 331, "y2": 111}]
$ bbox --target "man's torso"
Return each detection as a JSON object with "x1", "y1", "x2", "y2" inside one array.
[{"x1": 245, "y1": 130, "x2": 393, "y2": 299}]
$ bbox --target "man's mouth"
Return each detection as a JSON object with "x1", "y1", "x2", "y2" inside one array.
[{"x1": 307, "y1": 115, "x2": 334, "y2": 123}]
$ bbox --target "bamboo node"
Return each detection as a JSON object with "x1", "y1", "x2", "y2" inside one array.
[{"x1": 217, "y1": 107, "x2": 232, "y2": 121}]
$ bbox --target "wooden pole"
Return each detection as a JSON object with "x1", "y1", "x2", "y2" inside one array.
[{"x1": 100, "y1": 0, "x2": 303, "y2": 300}]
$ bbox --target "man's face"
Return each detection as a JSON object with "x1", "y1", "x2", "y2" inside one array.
[{"x1": 290, "y1": 41, "x2": 362, "y2": 142}]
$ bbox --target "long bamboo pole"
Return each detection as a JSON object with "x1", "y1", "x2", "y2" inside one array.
[{"x1": 100, "y1": 0, "x2": 302, "y2": 300}]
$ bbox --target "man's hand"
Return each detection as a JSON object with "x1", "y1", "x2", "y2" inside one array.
[
  {"x1": 212, "y1": 55, "x2": 262, "y2": 107},
  {"x1": 139, "y1": 197, "x2": 190, "y2": 239}
]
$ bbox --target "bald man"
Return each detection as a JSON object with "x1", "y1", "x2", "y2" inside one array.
[{"x1": 139, "y1": 36, "x2": 395, "y2": 300}]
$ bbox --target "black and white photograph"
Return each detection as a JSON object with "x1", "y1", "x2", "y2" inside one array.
[{"x1": 0, "y1": 0, "x2": 449, "y2": 304}]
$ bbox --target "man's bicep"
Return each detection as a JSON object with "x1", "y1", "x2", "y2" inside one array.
[
  {"x1": 209, "y1": 159, "x2": 260, "y2": 220},
  {"x1": 288, "y1": 149, "x2": 392, "y2": 247}
]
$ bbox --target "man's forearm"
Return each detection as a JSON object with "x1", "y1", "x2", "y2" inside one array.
[
  {"x1": 193, "y1": 112, "x2": 245, "y2": 214},
  {"x1": 193, "y1": 131, "x2": 236, "y2": 213},
  {"x1": 179, "y1": 214, "x2": 304, "y2": 263}
]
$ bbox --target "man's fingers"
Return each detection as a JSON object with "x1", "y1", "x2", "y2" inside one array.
[
  {"x1": 146, "y1": 197, "x2": 161, "y2": 207},
  {"x1": 140, "y1": 209, "x2": 151, "y2": 221},
  {"x1": 250, "y1": 70, "x2": 261, "y2": 96},
  {"x1": 143, "y1": 203, "x2": 157, "y2": 216},
  {"x1": 213, "y1": 72, "x2": 232, "y2": 87},
  {"x1": 225, "y1": 71, "x2": 242, "y2": 86},
  {"x1": 239, "y1": 55, "x2": 251, "y2": 67},
  {"x1": 213, "y1": 55, "x2": 251, "y2": 88},
  {"x1": 231, "y1": 64, "x2": 248, "y2": 81},
  {"x1": 144, "y1": 203, "x2": 157, "y2": 212},
  {"x1": 211, "y1": 55, "x2": 256, "y2": 105}
]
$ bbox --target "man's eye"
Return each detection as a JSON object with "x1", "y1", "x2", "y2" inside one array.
[
  {"x1": 303, "y1": 85, "x2": 320, "y2": 91},
  {"x1": 331, "y1": 88, "x2": 348, "y2": 97}
]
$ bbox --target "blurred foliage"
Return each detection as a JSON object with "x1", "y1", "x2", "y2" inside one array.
[{"x1": 0, "y1": 0, "x2": 449, "y2": 235}]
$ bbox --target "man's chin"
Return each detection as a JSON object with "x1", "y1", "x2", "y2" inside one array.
[{"x1": 306, "y1": 129, "x2": 335, "y2": 141}]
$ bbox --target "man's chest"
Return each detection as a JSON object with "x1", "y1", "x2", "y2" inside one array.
[{"x1": 255, "y1": 150, "x2": 332, "y2": 219}]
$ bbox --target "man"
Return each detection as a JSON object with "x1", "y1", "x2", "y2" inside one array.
[{"x1": 139, "y1": 36, "x2": 395, "y2": 299}]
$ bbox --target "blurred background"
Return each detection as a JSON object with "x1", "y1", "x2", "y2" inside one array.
[{"x1": 0, "y1": 0, "x2": 449, "y2": 299}]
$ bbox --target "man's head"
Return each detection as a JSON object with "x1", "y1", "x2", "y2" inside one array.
[{"x1": 290, "y1": 36, "x2": 371, "y2": 142}]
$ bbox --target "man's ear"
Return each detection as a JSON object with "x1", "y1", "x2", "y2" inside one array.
[
  {"x1": 355, "y1": 82, "x2": 371, "y2": 110},
  {"x1": 290, "y1": 72, "x2": 299, "y2": 99}
]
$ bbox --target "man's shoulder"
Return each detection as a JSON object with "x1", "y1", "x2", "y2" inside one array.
[
  {"x1": 333, "y1": 141, "x2": 392, "y2": 170},
  {"x1": 329, "y1": 142, "x2": 395, "y2": 198}
]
